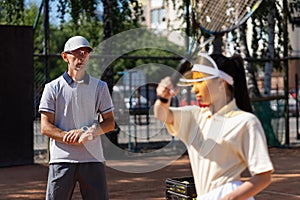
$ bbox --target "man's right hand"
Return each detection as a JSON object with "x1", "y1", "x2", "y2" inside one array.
[{"x1": 62, "y1": 129, "x2": 84, "y2": 145}]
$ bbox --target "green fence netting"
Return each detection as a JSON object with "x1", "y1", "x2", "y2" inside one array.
[{"x1": 252, "y1": 99, "x2": 284, "y2": 147}]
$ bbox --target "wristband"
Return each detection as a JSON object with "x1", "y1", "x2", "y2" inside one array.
[{"x1": 157, "y1": 96, "x2": 169, "y2": 103}]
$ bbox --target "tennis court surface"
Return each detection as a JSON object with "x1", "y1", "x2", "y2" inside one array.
[{"x1": 0, "y1": 147, "x2": 299, "y2": 200}]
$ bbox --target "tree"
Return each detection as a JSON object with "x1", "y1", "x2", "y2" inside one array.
[
  {"x1": 47, "y1": 0, "x2": 143, "y2": 80},
  {"x1": 0, "y1": 0, "x2": 24, "y2": 25},
  {"x1": 238, "y1": 23, "x2": 262, "y2": 98},
  {"x1": 250, "y1": 0, "x2": 284, "y2": 96},
  {"x1": 101, "y1": 0, "x2": 143, "y2": 93}
]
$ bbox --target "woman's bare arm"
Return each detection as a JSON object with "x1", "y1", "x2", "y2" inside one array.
[{"x1": 221, "y1": 171, "x2": 272, "y2": 200}]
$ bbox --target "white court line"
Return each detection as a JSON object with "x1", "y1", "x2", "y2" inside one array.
[{"x1": 264, "y1": 190, "x2": 300, "y2": 198}]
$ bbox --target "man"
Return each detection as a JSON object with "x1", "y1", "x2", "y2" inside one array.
[{"x1": 39, "y1": 36, "x2": 115, "y2": 200}]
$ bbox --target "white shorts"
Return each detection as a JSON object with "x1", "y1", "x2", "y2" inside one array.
[{"x1": 197, "y1": 181, "x2": 255, "y2": 200}]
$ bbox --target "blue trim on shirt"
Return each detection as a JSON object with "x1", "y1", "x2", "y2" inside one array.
[
  {"x1": 39, "y1": 107, "x2": 55, "y2": 113},
  {"x1": 62, "y1": 71, "x2": 90, "y2": 85},
  {"x1": 100, "y1": 106, "x2": 114, "y2": 114}
]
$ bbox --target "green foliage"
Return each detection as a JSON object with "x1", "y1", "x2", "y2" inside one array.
[
  {"x1": 86, "y1": 29, "x2": 185, "y2": 82},
  {"x1": 50, "y1": 0, "x2": 144, "y2": 80},
  {"x1": 54, "y1": 0, "x2": 98, "y2": 26},
  {"x1": 0, "y1": 0, "x2": 24, "y2": 25},
  {"x1": 250, "y1": 0, "x2": 286, "y2": 71},
  {"x1": 112, "y1": 48, "x2": 180, "y2": 83},
  {"x1": 101, "y1": 0, "x2": 143, "y2": 37},
  {"x1": 46, "y1": 19, "x2": 103, "y2": 80},
  {"x1": 0, "y1": 0, "x2": 143, "y2": 81}
]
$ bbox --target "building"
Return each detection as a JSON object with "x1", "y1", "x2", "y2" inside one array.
[
  {"x1": 288, "y1": 23, "x2": 300, "y2": 89},
  {"x1": 141, "y1": 0, "x2": 183, "y2": 31}
]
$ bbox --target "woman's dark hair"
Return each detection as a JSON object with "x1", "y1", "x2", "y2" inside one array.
[{"x1": 210, "y1": 53, "x2": 253, "y2": 113}]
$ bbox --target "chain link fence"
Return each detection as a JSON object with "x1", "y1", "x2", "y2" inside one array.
[
  {"x1": 32, "y1": 54, "x2": 183, "y2": 163},
  {"x1": 33, "y1": 55, "x2": 299, "y2": 163}
]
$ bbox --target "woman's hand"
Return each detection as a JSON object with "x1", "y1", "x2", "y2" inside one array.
[
  {"x1": 156, "y1": 76, "x2": 176, "y2": 103},
  {"x1": 154, "y1": 76, "x2": 176, "y2": 124}
]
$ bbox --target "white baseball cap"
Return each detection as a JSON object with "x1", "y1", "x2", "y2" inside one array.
[{"x1": 63, "y1": 36, "x2": 93, "y2": 52}]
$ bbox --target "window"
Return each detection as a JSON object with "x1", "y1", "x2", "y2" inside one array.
[
  {"x1": 150, "y1": 0, "x2": 164, "y2": 8},
  {"x1": 151, "y1": 8, "x2": 166, "y2": 29}
]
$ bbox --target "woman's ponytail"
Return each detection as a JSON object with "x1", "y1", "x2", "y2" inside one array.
[{"x1": 210, "y1": 54, "x2": 253, "y2": 113}]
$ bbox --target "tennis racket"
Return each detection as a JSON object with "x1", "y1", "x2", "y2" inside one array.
[
  {"x1": 192, "y1": 0, "x2": 263, "y2": 35},
  {"x1": 172, "y1": 0, "x2": 263, "y2": 84}
]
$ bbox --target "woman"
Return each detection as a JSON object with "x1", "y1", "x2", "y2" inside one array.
[{"x1": 154, "y1": 53, "x2": 274, "y2": 200}]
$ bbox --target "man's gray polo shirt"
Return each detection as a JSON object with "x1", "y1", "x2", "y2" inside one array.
[{"x1": 39, "y1": 72, "x2": 114, "y2": 163}]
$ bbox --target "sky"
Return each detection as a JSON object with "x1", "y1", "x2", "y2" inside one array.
[
  {"x1": 24, "y1": 0, "x2": 104, "y2": 26},
  {"x1": 25, "y1": 0, "x2": 70, "y2": 26}
]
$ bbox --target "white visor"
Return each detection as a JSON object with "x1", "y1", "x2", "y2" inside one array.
[{"x1": 179, "y1": 53, "x2": 234, "y2": 86}]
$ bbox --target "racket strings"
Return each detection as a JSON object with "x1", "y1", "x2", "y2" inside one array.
[
  {"x1": 193, "y1": 0, "x2": 257, "y2": 33},
  {"x1": 195, "y1": 0, "x2": 228, "y2": 32},
  {"x1": 210, "y1": 1, "x2": 229, "y2": 32}
]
